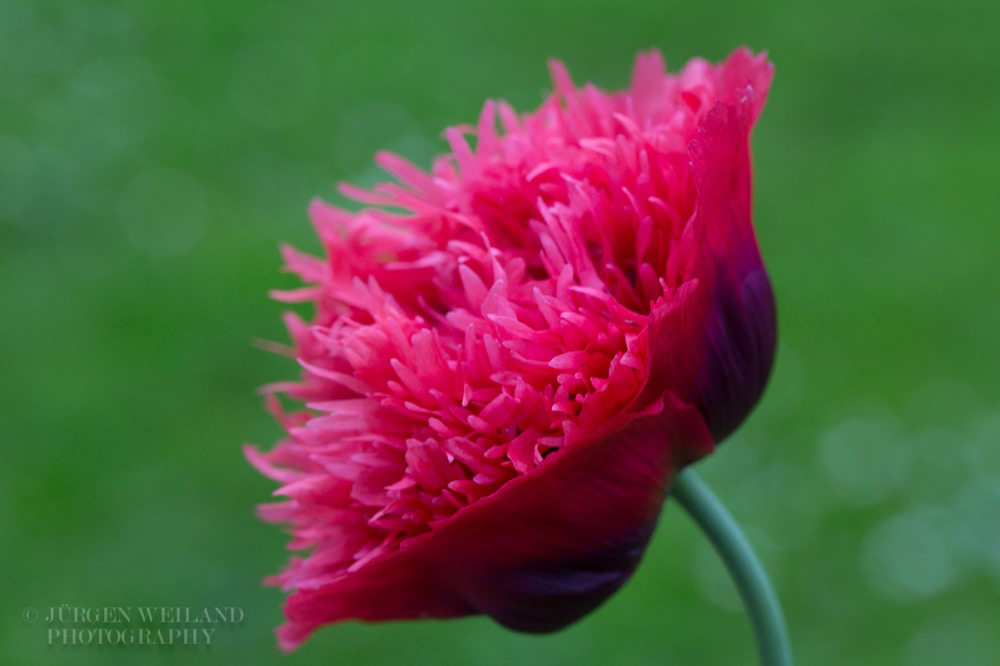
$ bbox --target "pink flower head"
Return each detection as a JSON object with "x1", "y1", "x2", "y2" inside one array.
[{"x1": 248, "y1": 48, "x2": 775, "y2": 650}]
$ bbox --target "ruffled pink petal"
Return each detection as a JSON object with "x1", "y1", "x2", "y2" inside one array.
[{"x1": 249, "y1": 46, "x2": 776, "y2": 649}]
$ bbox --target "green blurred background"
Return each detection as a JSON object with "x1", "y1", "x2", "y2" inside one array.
[{"x1": 3, "y1": 0, "x2": 998, "y2": 664}]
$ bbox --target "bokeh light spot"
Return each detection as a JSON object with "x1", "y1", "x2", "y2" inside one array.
[
  {"x1": 820, "y1": 417, "x2": 911, "y2": 505},
  {"x1": 861, "y1": 509, "x2": 956, "y2": 602}
]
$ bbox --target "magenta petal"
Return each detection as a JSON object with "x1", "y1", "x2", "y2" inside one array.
[
  {"x1": 643, "y1": 56, "x2": 776, "y2": 441},
  {"x1": 687, "y1": 97, "x2": 776, "y2": 440},
  {"x1": 277, "y1": 561, "x2": 474, "y2": 651},
  {"x1": 691, "y1": 53, "x2": 776, "y2": 440},
  {"x1": 278, "y1": 394, "x2": 712, "y2": 648}
]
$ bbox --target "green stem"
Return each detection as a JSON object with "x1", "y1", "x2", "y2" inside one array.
[{"x1": 671, "y1": 468, "x2": 793, "y2": 666}]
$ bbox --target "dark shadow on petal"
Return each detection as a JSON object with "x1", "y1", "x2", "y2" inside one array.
[
  {"x1": 698, "y1": 265, "x2": 777, "y2": 441},
  {"x1": 466, "y1": 521, "x2": 657, "y2": 633}
]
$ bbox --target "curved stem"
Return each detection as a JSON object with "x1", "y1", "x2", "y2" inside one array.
[{"x1": 671, "y1": 468, "x2": 793, "y2": 666}]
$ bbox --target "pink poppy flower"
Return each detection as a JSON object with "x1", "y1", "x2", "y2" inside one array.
[{"x1": 248, "y1": 47, "x2": 775, "y2": 650}]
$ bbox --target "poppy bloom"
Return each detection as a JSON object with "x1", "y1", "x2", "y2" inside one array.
[{"x1": 248, "y1": 47, "x2": 776, "y2": 651}]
